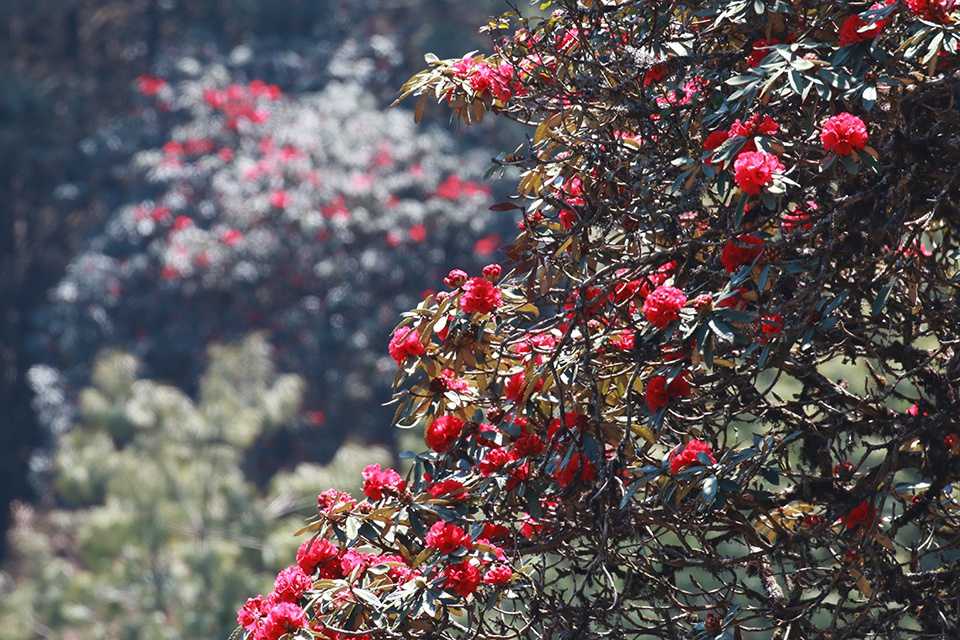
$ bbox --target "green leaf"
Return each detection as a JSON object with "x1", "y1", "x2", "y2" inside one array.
[
  {"x1": 862, "y1": 84, "x2": 877, "y2": 111},
  {"x1": 757, "y1": 263, "x2": 772, "y2": 290},
  {"x1": 787, "y1": 69, "x2": 805, "y2": 95},
  {"x1": 726, "y1": 74, "x2": 760, "y2": 86},
  {"x1": 817, "y1": 68, "x2": 852, "y2": 90},
  {"x1": 733, "y1": 193, "x2": 749, "y2": 227},
  {"x1": 701, "y1": 331, "x2": 715, "y2": 369},
  {"x1": 620, "y1": 478, "x2": 645, "y2": 508},
  {"x1": 702, "y1": 476, "x2": 719, "y2": 504},
  {"x1": 872, "y1": 277, "x2": 898, "y2": 316},
  {"x1": 353, "y1": 588, "x2": 382, "y2": 608},
  {"x1": 716, "y1": 308, "x2": 754, "y2": 324},
  {"x1": 708, "y1": 318, "x2": 736, "y2": 344},
  {"x1": 345, "y1": 515, "x2": 360, "y2": 542},
  {"x1": 822, "y1": 289, "x2": 850, "y2": 316},
  {"x1": 840, "y1": 153, "x2": 860, "y2": 175}
]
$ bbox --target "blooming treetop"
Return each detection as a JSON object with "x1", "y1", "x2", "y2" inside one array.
[{"x1": 236, "y1": 1, "x2": 960, "y2": 639}]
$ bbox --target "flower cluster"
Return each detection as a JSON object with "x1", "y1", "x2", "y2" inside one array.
[
  {"x1": 237, "y1": 567, "x2": 312, "y2": 640},
  {"x1": 669, "y1": 439, "x2": 717, "y2": 474},
  {"x1": 721, "y1": 235, "x2": 766, "y2": 273},
  {"x1": 645, "y1": 373, "x2": 692, "y2": 413},
  {"x1": 733, "y1": 151, "x2": 786, "y2": 195},
  {"x1": 451, "y1": 55, "x2": 522, "y2": 101},
  {"x1": 838, "y1": 2, "x2": 892, "y2": 47},
  {"x1": 820, "y1": 112, "x2": 869, "y2": 156},
  {"x1": 704, "y1": 114, "x2": 779, "y2": 168},
  {"x1": 643, "y1": 286, "x2": 687, "y2": 328}
]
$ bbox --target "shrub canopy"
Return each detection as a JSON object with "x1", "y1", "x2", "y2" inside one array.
[{"x1": 236, "y1": 0, "x2": 960, "y2": 638}]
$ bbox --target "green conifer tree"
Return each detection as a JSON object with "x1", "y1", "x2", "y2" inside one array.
[{"x1": 0, "y1": 334, "x2": 391, "y2": 640}]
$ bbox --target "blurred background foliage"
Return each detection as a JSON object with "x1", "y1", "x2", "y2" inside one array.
[
  {"x1": 2, "y1": 334, "x2": 393, "y2": 640},
  {"x1": 1, "y1": 0, "x2": 511, "y2": 637}
]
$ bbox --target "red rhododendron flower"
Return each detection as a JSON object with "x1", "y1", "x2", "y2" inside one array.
[
  {"x1": 469, "y1": 61, "x2": 496, "y2": 94},
  {"x1": 431, "y1": 368, "x2": 470, "y2": 394},
  {"x1": 838, "y1": 10, "x2": 888, "y2": 47},
  {"x1": 361, "y1": 464, "x2": 406, "y2": 500},
  {"x1": 221, "y1": 228, "x2": 243, "y2": 245},
  {"x1": 842, "y1": 501, "x2": 877, "y2": 530},
  {"x1": 444, "y1": 268, "x2": 468, "y2": 288},
  {"x1": 269, "y1": 189, "x2": 290, "y2": 208},
  {"x1": 172, "y1": 215, "x2": 193, "y2": 231},
  {"x1": 670, "y1": 439, "x2": 717, "y2": 474},
  {"x1": 296, "y1": 537, "x2": 339, "y2": 574},
  {"x1": 426, "y1": 415, "x2": 464, "y2": 452},
  {"x1": 505, "y1": 370, "x2": 543, "y2": 402},
  {"x1": 136, "y1": 74, "x2": 167, "y2": 97},
  {"x1": 547, "y1": 412, "x2": 586, "y2": 446},
  {"x1": 483, "y1": 564, "x2": 514, "y2": 584},
  {"x1": 317, "y1": 488, "x2": 356, "y2": 513},
  {"x1": 505, "y1": 460, "x2": 530, "y2": 490},
  {"x1": 703, "y1": 129, "x2": 732, "y2": 167},
  {"x1": 482, "y1": 523, "x2": 511, "y2": 540},
  {"x1": 748, "y1": 39, "x2": 781, "y2": 68},
  {"x1": 758, "y1": 313, "x2": 784, "y2": 338},
  {"x1": 482, "y1": 263, "x2": 502, "y2": 281},
  {"x1": 554, "y1": 452, "x2": 596, "y2": 487},
  {"x1": 388, "y1": 326, "x2": 425, "y2": 364},
  {"x1": 782, "y1": 201, "x2": 817, "y2": 232},
  {"x1": 461, "y1": 276, "x2": 503, "y2": 314},
  {"x1": 428, "y1": 478, "x2": 467, "y2": 498},
  {"x1": 729, "y1": 114, "x2": 779, "y2": 138},
  {"x1": 721, "y1": 235, "x2": 765, "y2": 273},
  {"x1": 426, "y1": 520, "x2": 472, "y2": 554},
  {"x1": 479, "y1": 446, "x2": 514, "y2": 476},
  {"x1": 473, "y1": 233, "x2": 500, "y2": 255},
  {"x1": 610, "y1": 330, "x2": 635, "y2": 351},
  {"x1": 260, "y1": 602, "x2": 307, "y2": 640},
  {"x1": 645, "y1": 373, "x2": 692, "y2": 413},
  {"x1": 733, "y1": 151, "x2": 784, "y2": 195},
  {"x1": 820, "y1": 112, "x2": 868, "y2": 156},
  {"x1": 513, "y1": 433, "x2": 545, "y2": 457},
  {"x1": 906, "y1": 0, "x2": 953, "y2": 23},
  {"x1": 238, "y1": 595, "x2": 267, "y2": 631},
  {"x1": 340, "y1": 549, "x2": 377, "y2": 576},
  {"x1": 272, "y1": 565, "x2": 313, "y2": 603},
  {"x1": 643, "y1": 286, "x2": 687, "y2": 328},
  {"x1": 443, "y1": 560, "x2": 482, "y2": 597}
]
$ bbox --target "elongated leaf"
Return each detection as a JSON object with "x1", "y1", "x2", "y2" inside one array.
[{"x1": 872, "y1": 277, "x2": 897, "y2": 316}]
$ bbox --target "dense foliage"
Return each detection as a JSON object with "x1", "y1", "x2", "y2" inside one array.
[{"x1": 233, "y1": 0, "x2": 960, "y2": 639}]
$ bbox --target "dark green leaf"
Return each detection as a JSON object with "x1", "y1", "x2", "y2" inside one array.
[
  {"x1": 708, "y1": 318, "x2": 736, "y2": 344},
  {"x1": 840, "y1": 153, "x2": 859, "y2": 174},
  {"x1": 701, "y1": 476, "x2": 719, "y2": 504},
  {"x1": 872, "y1": 277, "x2": 897, "y2": 316}
]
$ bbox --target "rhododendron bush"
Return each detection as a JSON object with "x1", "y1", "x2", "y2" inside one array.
[
  {"x1": 236, "y1": 0, "x2": 960, "y2": 638},
  {"x1": 29, "y1": 37, "x2": 510, "y2": 454}
]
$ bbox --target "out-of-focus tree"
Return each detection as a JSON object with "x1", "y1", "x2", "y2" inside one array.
[
  {"x1": 0, "y1": 333, "x2": 392, "y2": 640},
  {"x1": 0, "y1": 0, "x2": 510, "y2": 560},
  {"x1": 27, "y1": 35, "x2": 513, "y2": 475}
]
